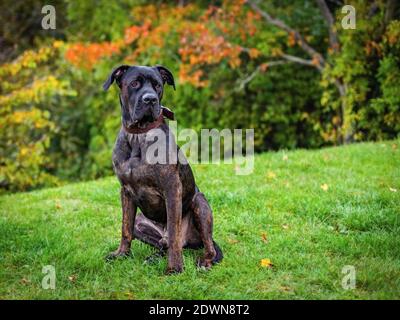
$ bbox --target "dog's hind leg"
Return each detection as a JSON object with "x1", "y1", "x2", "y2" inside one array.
[
  {"x1": 133, "y1": 214, "x2": 168, "y2": 263},
  {"x1": 133, "y1": 214, "x2": 166, "y2": 249},
  {"x1": 191, "y1": 192, "x2": 222, "y2": 269}
]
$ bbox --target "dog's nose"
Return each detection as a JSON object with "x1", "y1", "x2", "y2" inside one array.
[{"x1": 142, "y1": 93, "x2": 158, "y2": 105}]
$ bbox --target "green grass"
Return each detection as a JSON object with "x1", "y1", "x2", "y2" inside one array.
[{"x1": 1, "y1": 141, "x2": 399, "y2": 299}]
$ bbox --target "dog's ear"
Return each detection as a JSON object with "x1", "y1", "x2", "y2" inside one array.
[
  {"x1": 155, "y1": 65, "x2": 176, "y2": 90},
  {"x1": 103, "y1": 65, "x2": 130, "y2": 91}
]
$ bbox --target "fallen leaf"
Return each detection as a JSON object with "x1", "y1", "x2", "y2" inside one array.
[
  {"x1": 261, "y1": 232, "x2": 268, "y2": 243},
  {"x1": 55, "y1": 201, "x2": 61, "y2": 209},
  {"x1": 392, "y1": 144, "x2": 398, "y2": 150},
  {"x1": 280, "y1": 285, "x2": 291, "y2": 292},
  {"x1": 260, "y1": 258, "x2": 273, "y2": 268},
  {"x1": 228, "y1": 238, "x2": 239, "y2": 244},
  {"x1": 267, "y1": 171, "x2": 276, "y2": 179},
  {"x1": 282, "y1": 224, "x2": 289, "y2": 230},
  {"x1": 282, "y1": 154, "x2": 288, "y2": 161},
  {"x1": 20, "y1": 278, "x2": 31, "y2": 285},
  {"x1": 389, "y1": 187, "x2": 397, "y2": 192},
  {"x1": 320, "y1": 183, "x2": 329, "y2": 191},
  {"x1": 68, "y1": 275, "x2": 77, "y2": 283}
]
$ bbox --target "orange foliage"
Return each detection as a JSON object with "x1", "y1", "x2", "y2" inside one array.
[
  {"x1": 64, "y1": 0, "x2": 261, "y2": 87},
  {"x1": 288, "y1": 32, "x2": 296, "y2": 47},
  {"x1": 178, "y1": 0, "x2": 259, "y2": 86},
  {"x1": 65, "y1": 42, "x2": 121, "y2": 69},
  {"x1": 311, "y1": 55, "x2": 320, "y2": 67},
  {"x1": 124, "y1": 22, "x2": 151, "y2": 45},
  {"x1": 259, "y1": 63, "x2": 269, "y2": 72}
]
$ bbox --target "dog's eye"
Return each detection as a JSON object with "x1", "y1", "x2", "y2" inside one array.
[
  {"x1": 155, "y1": 83, "x2": 162, "y2": 90},
  {"x1": 131, "y1": 80, "x2": 141, "y2": 89}
]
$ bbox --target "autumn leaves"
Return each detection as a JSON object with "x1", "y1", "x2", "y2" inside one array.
[{"x1": 64, "y1": 1, "x2": 261, "y2": 87}]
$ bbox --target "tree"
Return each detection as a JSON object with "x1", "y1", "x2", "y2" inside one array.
[
  {"x1": 246, "y1": 0, "x2": 398, "y2": 143},
  {"x1": 0, "y1": 44, "x2": 71, "y2": 192}
]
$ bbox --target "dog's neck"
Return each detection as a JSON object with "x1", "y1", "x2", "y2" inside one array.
[{"x1": 123, "y1": 106, "x2": 174, "y2": 135}]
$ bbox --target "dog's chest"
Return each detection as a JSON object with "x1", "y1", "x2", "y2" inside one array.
[
  {"x1": 125, "y1": 163, "x2": 166, "y2": 217},
  {"x1": 126, "y1": 136, "x2": 166, "y2": 200},
  {"x1": 129, "y1": 162, "x2": 160, "y2": 186}
]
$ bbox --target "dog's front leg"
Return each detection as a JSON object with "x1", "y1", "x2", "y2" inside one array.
[
  {"x1": 165, "y1": 177, "x2": 183, "y2": 274},
  {"x1": 106, "y1": 186, "x2": 137, "y2": 260}
]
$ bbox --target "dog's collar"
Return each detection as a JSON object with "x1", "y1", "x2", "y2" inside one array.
[{"x1": 123, "y1": 106, "x2": 174, "y2": 135}]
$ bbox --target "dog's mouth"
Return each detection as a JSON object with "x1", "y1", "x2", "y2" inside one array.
[
  {"x1": 123, "y1": 107, "x2": 174, "y2": 134},
  {"x1": 141, "y1": 113, "x2": 157, "y2": 123},
  {"x1": 127, "y1": 113, "x2": 159, "y2": 130}
]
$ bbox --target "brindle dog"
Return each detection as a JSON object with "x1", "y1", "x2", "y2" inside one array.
[{"x1": 103, "y1": 65, "x2": 223, "y2": 274}]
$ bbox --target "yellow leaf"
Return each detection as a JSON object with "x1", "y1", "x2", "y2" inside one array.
[
  {"x1": 260, "y1": 258, "x2": 273, "y2": 268},
  {"x1": 261, "y1": 232, "x2": 268, "y2": 243},
  {"x1": 271, "y1": 47, "x2": 283, "y2": 57},
  {"x1": 267, "y1": 171, "x2": 276, "y2": 179},
  {"x1": 125, "y1": 291, "x2": 135, "y2": 299},
  {"x1": 53, "y1": 40, "x2": 64, "y2": 49},
  {"x1": 282, "y1": 154, "x2": 288, "y2": 161},
  {"x1": 321, "y1": 183, "x2": 329, "y2": 191},
  {"x1": 389, "y1": 187, "x2": 397, "y2": 192},
  {"x1": 282, "y1": 224, "x2": 289, "y2": 230}
]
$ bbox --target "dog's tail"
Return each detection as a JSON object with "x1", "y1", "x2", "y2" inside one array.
[{"x1": 212, "y1": 240, "x2": 223, "y2": 264}]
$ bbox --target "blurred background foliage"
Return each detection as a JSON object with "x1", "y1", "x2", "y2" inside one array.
[{"x1": 0, "y1": 0, "x2": 399, "y2": 193}]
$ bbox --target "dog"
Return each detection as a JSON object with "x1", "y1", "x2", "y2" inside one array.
[{"x1": 103, "y1": 65, "x2": 223, "y2": 274}]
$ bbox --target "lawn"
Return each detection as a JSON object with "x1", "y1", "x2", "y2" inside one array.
[{"x1": 0, "y1": 141, "x2": 399, "y2": 299}]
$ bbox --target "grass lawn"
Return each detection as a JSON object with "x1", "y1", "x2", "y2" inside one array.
[{"x1": 0, "y1": 141, "x2": 399, "y2": 299}]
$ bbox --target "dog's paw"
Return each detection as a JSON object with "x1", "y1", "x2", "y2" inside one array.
[
  {"x1": 196, "y1": 257, "x2": 213, "y2": 270},
  {"x1": 165, "y1": 264, "x2": 183, "y2": 275},
  {"x1": 105, "y1": 249, "x2": 131, "y2": 262}
]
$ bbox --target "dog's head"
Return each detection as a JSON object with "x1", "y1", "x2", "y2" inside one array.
[{"x1": 103, "y1": 65, "x2": 175, "y2": 129}]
